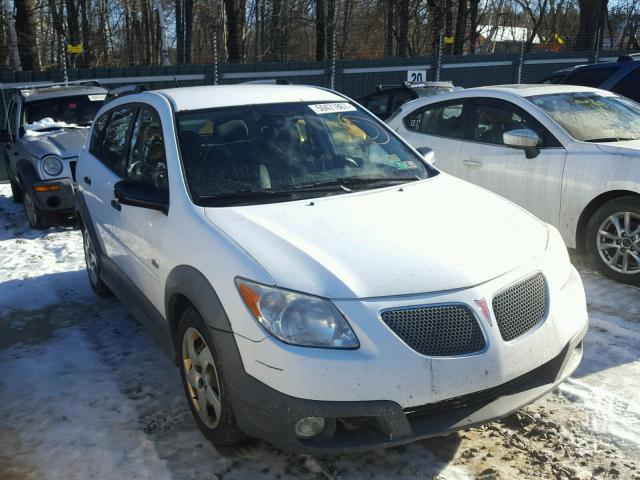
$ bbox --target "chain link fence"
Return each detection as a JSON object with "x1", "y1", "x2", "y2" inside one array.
[{"x1": 0, "y1": 47, "x2": 636, "y2": 181}]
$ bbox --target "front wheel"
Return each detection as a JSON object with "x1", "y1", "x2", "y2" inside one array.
[
  {"x1": 178, "y1": 307, "x2": 245, "y2": 447},
  {"x1": 586, "y1": 196, "x2": 640, "y2": 285},
  {"x1": 23, "y1": 191, "x2": 54, "y2": 229}
]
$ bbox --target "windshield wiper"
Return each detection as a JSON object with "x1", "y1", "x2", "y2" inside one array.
[
  {"x1": 198, "y1": 189, "x2": 293, "y2": 202},
  {"x1": 293, "y1": 175, "x2": 421, "y2": 191},
  {"x1": 584, "y1": 137, "x2": 638, "y2": 142}
]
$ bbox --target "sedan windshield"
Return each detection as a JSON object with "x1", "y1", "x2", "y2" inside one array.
[
  {"x1": 176, "y1": 101, "x2": 432, "y2": 206},
  {"x1": 23, "y1": 94, "x2": 106, "y2": 131},
  {"x1": 529, "y1": 92, "x2": 640, "y2": 142}
]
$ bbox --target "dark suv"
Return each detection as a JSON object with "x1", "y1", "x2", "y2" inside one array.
[{"x1": 545, "y1": 54, "x2": 640, "y2": 102}]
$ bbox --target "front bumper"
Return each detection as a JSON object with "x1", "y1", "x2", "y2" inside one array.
[
  {"x1": 220, "y1": 322, "x2": 585, "y2": 454},
  {"x1": 223, "y1": 258, "x2": 588, "y2": 453},
  {"x1": 32, "y1": 177, "x2": 75, "y2": 212}
]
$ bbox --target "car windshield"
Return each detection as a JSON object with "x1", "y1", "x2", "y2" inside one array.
[
  {"x1": 23, "y1": 94, "x2": 106, "y2": 131},
  {"x1": 529, "y1": 92, "x2": 640, "y2": 142},
  {"x1": 176, "y1": 101, "x2": 432, "y2": 206}
]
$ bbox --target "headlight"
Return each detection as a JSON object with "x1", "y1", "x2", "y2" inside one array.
[
  {"x1": 41, "y1": 156, "x2": 63, "y2": 176},
  {"x1": 545, "y1": 224, "x2": 571, "y2": 287},
  {"x1": 236, "y1": 279, "x2": 359, "y2": 349}
]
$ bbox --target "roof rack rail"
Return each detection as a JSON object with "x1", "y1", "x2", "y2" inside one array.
[
  {"x1": 14, "y1": 79, "x2": 105, "y2": 92},
  {"x1": 105, "y1": 84, "x2": 148, "y2": 103}
]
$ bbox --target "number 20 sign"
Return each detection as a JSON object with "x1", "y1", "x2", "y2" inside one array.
[{"x1": 407, "y1": 70, "x2": 427, "y2": 83}]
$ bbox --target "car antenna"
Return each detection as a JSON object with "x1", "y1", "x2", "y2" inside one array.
[{"x1": 173, "y1": 75, "x2": 181, "y2": 88}]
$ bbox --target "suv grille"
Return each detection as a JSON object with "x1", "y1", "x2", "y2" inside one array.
[
  {"x1": 493, "y1": 272, "x2": 547, "y2": 341},
  {"x1": 381, "y1": 305, "x2": 485, "y2": 356}
]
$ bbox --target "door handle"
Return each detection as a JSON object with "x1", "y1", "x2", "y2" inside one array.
[
  {"x1": 462, "y1": 159, "x2": 483, "y2": 167},
  {"x1": 111, "y1": 199, "x2": 121, "y2": 211},
  {"x1": 83, "y1": 176, "x2": 92, "y2": 185}
]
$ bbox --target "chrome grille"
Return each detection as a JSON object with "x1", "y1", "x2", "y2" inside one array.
[
  {"x1": 381, "y1": 305, "x2": 485, "y2": 356},
  {"x1": 493, "y1": 272, "x2": 547, "y2": 341}
]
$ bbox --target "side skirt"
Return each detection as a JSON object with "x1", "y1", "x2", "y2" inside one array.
[{"x1": 101, "y1": 255, "x2": 177, "y2": 363}]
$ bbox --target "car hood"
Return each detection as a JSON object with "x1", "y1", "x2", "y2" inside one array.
[
  {"x1": 595, "y1": 140, "x2": 640, "y2": 154},
  {"x1": 21, "y1": 128, "x2": 89, "y2": 158},
  {"x1": 204, "y1": 175, "x2": 548, "y2": 299}
]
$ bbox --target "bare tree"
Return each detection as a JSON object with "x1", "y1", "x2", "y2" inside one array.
[
  {"x1": 575, "y1": 0, "x2": 608, "y2": 50},
  {"x1": 316, "y1": 0, "x2": 325, "y2": 61},
  {"x1": 3, "y1": 0, "x2": 22, "y2": 70},
  {"x1": 15, "y1": 0, "x2": 40, "y2": 70},
  {"x1": 224, "y1": 0, "x2": 245, "y2": 63}
]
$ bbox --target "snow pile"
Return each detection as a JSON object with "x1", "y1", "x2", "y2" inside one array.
[{"x1": 24, "y1": 117, "x2": 87, "y2": 136}]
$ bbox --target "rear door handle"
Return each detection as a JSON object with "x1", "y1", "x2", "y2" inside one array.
[
  {"x1": 111, "y1": 199, "x2": 121, "y2": 211},
  {"x1": 83, "y1": 176, "x2": 92, "y2": 185},
  {"x1": 462, "y1": 159, "x2": 483, "y2": 167}
]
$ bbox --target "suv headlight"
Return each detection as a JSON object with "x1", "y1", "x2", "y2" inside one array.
[
  {"x1": 41, "y1": 155, "x2": 63, "y2": 177},
  {"x1": 545, "y1": 224, "x2": 571, "y2": 288},
  {"x1": 236, "y1": 279, "x2": 359, "y2": 349}
]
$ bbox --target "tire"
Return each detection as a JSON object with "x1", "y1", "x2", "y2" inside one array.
[
  {"x1": 23, "y1": 191, "x2": 55, "y2": 230},
  {"x1": 9, "y1": 178, "x2": 23, "y2": 203},
  {"x1": 178, "y1": 306, "x2": 245, "y2": 447},
  {"x1": 81, "y1": 227, "x2": 111, "y2": 296},
  {"x1": 586, "y1": 196, "x2": 640, "y2": 286}
]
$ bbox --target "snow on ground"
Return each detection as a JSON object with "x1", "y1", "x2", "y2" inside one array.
[{"x1": 0, "y1": 182, "x2": 639, "y2": 480}]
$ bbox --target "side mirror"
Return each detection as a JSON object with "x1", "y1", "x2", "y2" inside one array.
[
  {"x1": 0, "y1": 129, "x2": 11, "y2": 143},
  {"x1": 417, "y1": 146, "x2": 436, "y2": 165},
  {"x1": 114, "y1": 180, "x2": 169, "y2": 214},
  {"x1": 503, "y1": 128, "x2": 541, "y2": 159}
]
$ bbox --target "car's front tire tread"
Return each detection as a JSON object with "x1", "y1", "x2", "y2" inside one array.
[
  {"x1": 177, "y1": 306, "x2": 246, "y2": 447},
  {"x1": 586, "y1": 195, "x2": 640, "y2": 286}
]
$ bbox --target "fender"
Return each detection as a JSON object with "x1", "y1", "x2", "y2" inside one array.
[
  {"x1": 16, "y1": 158, "x2": 39, "y2": 189},
  {"x1": 165, "y1": 265, "x2": 234, "y2": 339}
]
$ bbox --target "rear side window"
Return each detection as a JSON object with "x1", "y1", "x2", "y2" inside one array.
[
  {"x1": 611, "y1": 68, "x2": 640, "y2": 102},
  {"x1": 403, "y1": 101, "x2": 465, "y2": 139},
  {"x1": 90, "y1": 111, "x2": 110, "y2": 156},
  {"x1": 97, "y1": 106, "x2": 137, "y2": 176},
  {"x1": 564, "y1": 67, "x2": 618, "y2": 87}
]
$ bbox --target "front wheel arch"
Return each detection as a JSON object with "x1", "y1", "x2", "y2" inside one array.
[{"x1": 576, "y1": 190, "x2": 639, "y2": 251}]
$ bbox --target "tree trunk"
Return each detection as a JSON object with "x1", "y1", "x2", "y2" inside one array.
[
  {"x1": 224, "y1": 0, "x2": 245, "y2": 63},
  {"x1": 453, "y1": 0, "x2": 467, "y2": 55},
  {"x1": 3, "y1": 0, "x2": 22, "y2": 71},
  {"x1": 176, "y1": 0, "x2": 184, "y2": 63},
  {"x1": 385, "y1": 0, "x2": 393, "y2": 57},
  {"x1": 15, "y1": 0, "x2": 40, "y2": 70},
  {"x1": 398, "y1": 0, "x2": 409, "y2": 56},
  {"x1": 326, "y1": 0, "x2": 335, "y2": 61},
  {"x1": 184, "y1": 0, "x2": 193, "y2": 63},
  {"x1": 154, "y1": 0, "x2": 170, "y2": 65},
  {"x1": 315, "y1": 0, "x2": 325, "y2": 61},
  {"x1": 79, "y1": 0, "x2": 90, "y2": 66},
  {"x1": 574, "y1": 0, "x2": 607, "y2": 51},
  {"x1": 444, "y1": 0, "x2": 453, "y2": 54},
  {"x1": 468, "y1": 0, "x2": 480, "y2": 53}
]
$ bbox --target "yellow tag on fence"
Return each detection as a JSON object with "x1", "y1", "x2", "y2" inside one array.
[{"x1": 67, "y1": 43, "x2": 83, "y2": 54}]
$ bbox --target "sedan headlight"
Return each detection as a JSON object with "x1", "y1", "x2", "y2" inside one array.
[
  {"x1": 236, "y1": 279, "x2": 359, "y2": 349},
  {"x1": 545, "y1": 224, "x2": 572, "y2": 288},
  {"x1": 41, "y1": 155, "x2": 63, "y2": 177}
]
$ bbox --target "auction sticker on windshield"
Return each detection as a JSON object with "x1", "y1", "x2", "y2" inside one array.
[{"x1": 309, "y1": 103, "x2": 357, "y2": 114}]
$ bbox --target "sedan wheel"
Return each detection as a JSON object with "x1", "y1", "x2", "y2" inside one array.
[
  {"x1": 596, "y1": 212, "x2": 640, "y2": 275},
  {"x1": 587, "y1": 196, "x2": 640, "y2": 285},
  {"x1": 182, "y1": 327, "x2": 223, "y2": 429}
]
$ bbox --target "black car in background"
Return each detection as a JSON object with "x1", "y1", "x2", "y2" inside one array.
[
  {"x1": 541, "y1": 54, "x2": 640, "y2": 102},
  {"x1": 357, "y1": 81, "x2": 454, "y2": 120}
]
